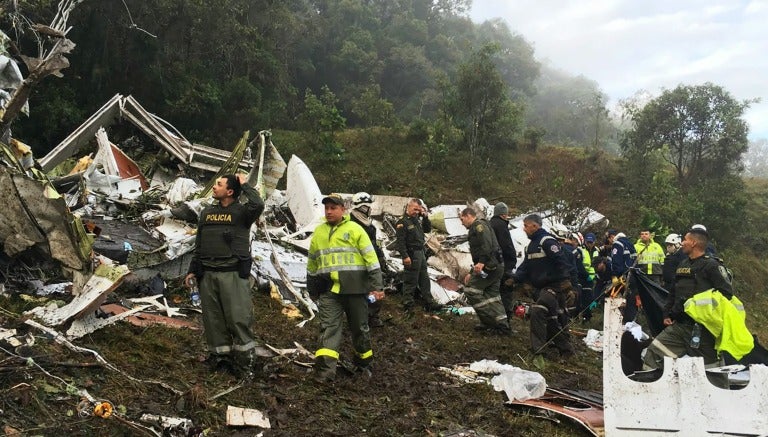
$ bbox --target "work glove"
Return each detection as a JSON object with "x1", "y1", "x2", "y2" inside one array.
[
  {"x1": 588, "y1": 301, "x2": 599, "y2": 311},
  {"x1": 611, "y1": 276, "x2": 621, "y2": 286}
]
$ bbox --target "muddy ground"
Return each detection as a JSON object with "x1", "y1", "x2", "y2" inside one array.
[{"x1": 0, "y1": 284, "x2": 603, "y2": 436}]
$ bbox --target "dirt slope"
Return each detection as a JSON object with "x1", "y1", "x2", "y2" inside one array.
[{"x1": 0, "y1": 287, "x2": 602, "y2": 436}]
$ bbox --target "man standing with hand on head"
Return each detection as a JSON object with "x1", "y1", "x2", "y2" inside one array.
[
  {"x1": 395, "y1": 198, "x2": 441, "y2": 311},
  {"x1": 185, "y1": 173, "x2": 267, "y2": 377}
]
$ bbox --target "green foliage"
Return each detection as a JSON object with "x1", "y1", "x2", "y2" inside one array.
[
  {"x1": 528, "y1": 67, "x2": 618, "y2": 150},
  {"x1": 523, "y1": 126, "x2": 545, "y2": 152},
  {"x1": 447, "y1": 43, "x2": 523, "y2": 164},
  {"x1": 350, "y1": 84, "x2": 397, "y2": 127},
  {"x1": 419, "y1": 116, "x2": 461, "y2": 170},
  {"x1": 620, "y1": 83, "x2": 752, "y2": 244},
  {"x1": 300, "y1": 85, "x2": 347, "y2": 161},
  {"x1": 621, "y1": 83, "x2": 751, "y2": 185}
]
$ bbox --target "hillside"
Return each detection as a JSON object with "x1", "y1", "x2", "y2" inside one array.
[{"x1": 1, "y1": 130, "x2": 767, "y2": 436}]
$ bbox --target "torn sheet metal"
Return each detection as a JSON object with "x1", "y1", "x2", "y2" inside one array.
[
  {"x1": 251, "y1": 240, "x2": 307, "y2": 286},
  {"x1": 25, "y1": 257, "x2": 130, "y2": 326},
  {"x1": 0, "y1": 328, "x2": 34, "y2": 348},
  {"x1": 41, "y1": 94, "x2": 187, "y2": 170},
  {"x1": 509, "y1": 388, "x2": 604, "y2": 437},
  {"x1": 285, "y1": 154, "x2": 323, "y2": 231},
  {"x1": 0, "y1": 54, "x2": 23, "y2": 90},
  {"x1": 0, "y1": 166, "x2": 91, "y2": 271},
  {"x1": 139, "y1": 414, "x2": 193, "y2": 436},
  {"x1": 164, "y1": 178, "x2": 200, "y2": 204},
  {"x1": 226, "y1": 406, "x2": 271, "y2": 428},
  {"x1": 95, "y1": 303, "x2": 200, "y2": 331},
  {"x1": 425, "y1": 234, "x2": 473, "y2": 280},
  {"x1": 128, "y1": 294, "x2": 185, "y2": 318},
  {"x1": 66, "y1": 304, "x2": 151, "y2": 339},
  {"x1": 246, "y1": 132, "x2": 286, "y2": 200},
  {"x1": 87, "y1": 128, "x2": 149, "y2": 197},
  {"x1": 430, "y1": 205, "x2": 468, "y2": 235},
  {"x1": 603, "y1": 297, "x2": 768, "y2": 436}
]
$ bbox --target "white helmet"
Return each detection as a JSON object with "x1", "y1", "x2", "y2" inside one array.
[
  {"x1": 352, "y1": 192, "x2": 374, "y2": 206},
  {"x1": 664, "y1": 233, "x2": 681, "y2": 245},
  {"x1": 550, "y1": 223, "x2": 569, "y2": 240}
]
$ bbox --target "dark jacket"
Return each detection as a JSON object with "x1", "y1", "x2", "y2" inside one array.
[
  {"x1": 662, "y1": 249, "x2": 686, "y2": 288},
  {"x1": 490, "y1": 215, "x2": 517, "y2": 270},
  {"x1": 189, "y1": 184, "x2": 264, "y2": 274},
  {"x1": 610, "y1": 235, "x2": 636, "y2": 277},
  {"x1": 394, "y1": 214, "x2": 431, "y2": 259},
  {"x1": 563, "y1": 242, "x2": 588, "y2": 287},
  {"x1": 514, "y1": 228, "x2": 571, "y2": 289},
  {"x1": 664, "y1": 255, "x2": 733, "y2": 321},
  {"x1": 467, "y1": 218, "x2": 501, "y2": 270},
  {"x1": 350, "y1": 214, "x2": 388, "y2": 271}
]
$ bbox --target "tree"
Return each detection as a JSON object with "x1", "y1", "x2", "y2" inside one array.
[
  {"x1": 527, "y1": 66, "x2": 615, "y2": 149},
  {"x1": 0, "y1": 0, "x2": 81, "y2": 138},
  {"x1": 448, "y1": 43, "x2": 523, "y2": 164},
  {"x1": 621, "y1": 83, "x2": 752, "y2": 185},
  {"x1": 743, "y1": 138, "x2": 768, "y2": 178},
  {"x1": 300, "y1": 85, "x2": 346, "y2": 160}
]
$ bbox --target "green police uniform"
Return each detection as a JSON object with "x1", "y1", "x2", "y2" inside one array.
[
  {"x1": 394, "y1": 213, "x2": 439, "y2": 309},
  {"x1": 466, "y1": 219, "x2": 510, "y2": 332},
  {"x1": 643, "y1": 254, "x2": 733, "y2": 386},
  {"x1": 188, "y1": 183, "x2": 264, "y2": 362},
  {"x1": 307, "y1": 215, "x2": 383, "y2": 379}
]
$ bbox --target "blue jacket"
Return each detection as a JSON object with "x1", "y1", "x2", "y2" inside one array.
[
  {"x1": 610, "y1": 235, "x2": 636, "y2": 277},
  {"x1": 514, "y1": 228, "x2": 571, "y2": 288}
]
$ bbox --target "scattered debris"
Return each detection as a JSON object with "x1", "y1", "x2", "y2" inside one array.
[
  {"x1": 508, "y1": 388, "x2": 604, "y2": 437},
  {"x1": 226, "y1": 405, "x2": 271, "y2": 428}
]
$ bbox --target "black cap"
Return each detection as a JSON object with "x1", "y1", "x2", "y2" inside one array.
[{"x1": 321, "y1": 193, "x2": 345, "y2": 206}]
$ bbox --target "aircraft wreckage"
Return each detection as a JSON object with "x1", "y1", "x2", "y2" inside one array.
[{"x1": 2, "y1": 94, "x2": 767, "y2": 436}]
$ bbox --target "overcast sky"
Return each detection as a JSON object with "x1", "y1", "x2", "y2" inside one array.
[{"x1": 470, "y1": 1, "x2": 768, "y2": 140}]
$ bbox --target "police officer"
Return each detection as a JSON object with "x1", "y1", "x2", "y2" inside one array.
[
  {"x1": 489, "y1": 202, "x2": 517, "y2": 319},
  {"x1": 642, "y1": 228, "x2": 733, "y2": 387},
  {"x1": 460, "y1": 207, "x2": 511, "y2": 334},
  {"x1": 185, "y1": 174, "x2": 267, "y2": 376},
  {"x1": 307, "y1": 193, "x2": 384, "y2": 382},
  {"x1": 350, "y1": 192, "x2": 389, "y2": 327},
  {"x1": 394, "y1": 198, "x2": 440, "y2": 311},
  {"x1": 512, "y1": 214, "x2": 575, "y2": 360}
]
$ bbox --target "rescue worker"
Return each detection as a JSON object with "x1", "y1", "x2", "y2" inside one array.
[
  {"x1": 608, "y1": 229, "x2": 638, "y2": 321},
  {"x1": 185, "y1": 174, "x2": 268, "y2": 377},
  {"x1": 459, "y1": 207, "x2": 511, "y2": 334},
  {"x1": 584, "y1": 233, "x2": 599, "y2": 259},
  {"x1": 570, "y1": 232, "x2": 596, "y2": 321},
  {"x1": 552, "y1": 226, "x2": 585, "y2": 317},
  {"x1": 394, "y1": 198, "x2": 441, "y2": 311},
  {"x1": 662, "y1": 233, "x2": 684, "y2": 289},
  {"x1": 512, "y1": 214, "x2": 575, "y2": 360},
  {"x1": 634, "y1": 229, "x2": 665, "y2": 284},
  {"x1": 489, "y1": 202, "x2": 517, "y2": 320},
  {"x1": 350, "y1": 192, "x2": 388, "y2": 328},
  {"x1": 642, "y1": 228, "x2": 734, "y2": 387},
  {"x1": 307, "y1": 193, "x2": 384, "y2": 382}
]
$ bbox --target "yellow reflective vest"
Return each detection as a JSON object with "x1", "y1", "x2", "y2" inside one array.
[
  {"x1": 580, "y1": 247, "x2": 595, "y2": 282},
  {"x1": 684, "y1": 288, "x2": 754, "y2": 360},
  {"x1": 307, "y1": 215, "x2": 383, "y2": 294},
  {"x1": 634, "y1": 240, "x2": 665, "y2": 275}
]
